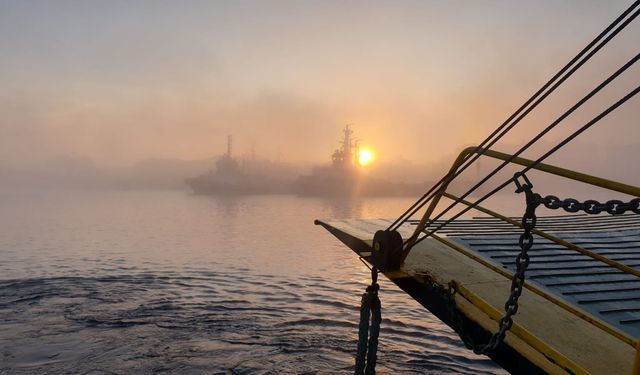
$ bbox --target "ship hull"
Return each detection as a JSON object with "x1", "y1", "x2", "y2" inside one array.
[{"x1": 185, "y1": 175, "x2": 292, "y2": 195}]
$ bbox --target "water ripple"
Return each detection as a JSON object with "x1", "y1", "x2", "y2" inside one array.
[
  {"x1": 0, "y1": 271, "x2": 503, "y2": 374},
  {"x1": 0, "y1": 192, "x2": 505, "y2": 374}
]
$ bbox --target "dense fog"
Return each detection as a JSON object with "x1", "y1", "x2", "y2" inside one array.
[{"x1": 1, "y1": 0, "x2": 638, "y2": 190}]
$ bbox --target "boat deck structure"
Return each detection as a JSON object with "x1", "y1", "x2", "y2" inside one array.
[
  {"x1": 315, "y1": 5, "x2": 639, "y2": 372},
  {"x1": 316, "y1": 146, "x2": 640, "y2": 374},
  {"x1": 316, "y1": 213, "x2": 640, "y2": 374}
]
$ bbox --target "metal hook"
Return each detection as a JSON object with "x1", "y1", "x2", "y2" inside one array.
[{"x1": 513, "y1": 172, "x2": 533, "y2": 193}]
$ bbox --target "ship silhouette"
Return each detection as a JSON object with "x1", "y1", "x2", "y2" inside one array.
[
  {"x1": 185, "y1": 136, "x2": 292, "y2": 195},
  {"x1": 295, "y1": 125, "x2": 425, "y2": 197}
]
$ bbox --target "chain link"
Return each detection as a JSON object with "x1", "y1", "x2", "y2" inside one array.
[
  {"x1": 448, "y1": 173, "x2": 540, "y2": 354},
  {"x1": 540, "y1": 195, "x2": 640, "y2": 215},
  {"x1": 447, "y1": 173, "x2": 639, "y2": 354},
  {"x1": 481, "y1": 173, "x2": 540, "y2": 353}
]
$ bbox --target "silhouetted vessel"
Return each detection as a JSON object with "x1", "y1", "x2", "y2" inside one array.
[
  {"x1": 296, "y1": 125, "x2": 424, "y2": 197},
  {"x1": 186, "y1": 136, "x2": 291, "y2": 195}
]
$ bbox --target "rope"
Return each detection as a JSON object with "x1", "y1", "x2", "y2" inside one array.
[
  {"x1": 388, "y1": 0, "x2": 640, "y2": 232},
  {"x1": 355, "y1": 268, "x2": 381, "y2": 375},
  {"x1": 366, "y1": 294, "x2": 381, "y2": 375}
]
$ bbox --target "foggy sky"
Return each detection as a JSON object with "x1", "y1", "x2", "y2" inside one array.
[{"x1": 1, "y1": 0, "x2": 638, "y2": 176}]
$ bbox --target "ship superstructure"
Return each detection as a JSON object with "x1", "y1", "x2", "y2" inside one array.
[
  {"x1": 296, "y1": 125, "x2": 423, "y2": 197},
  {"x1": 185, "y1": 136, "x2": 292, "y2": 195},
  {"x1": 331, "y1": 124, "x2": 359, "y2": 169}
]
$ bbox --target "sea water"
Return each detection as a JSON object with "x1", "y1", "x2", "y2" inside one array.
[{"x1": 0, "y1": 189, "x2": 504, "y2": 374}]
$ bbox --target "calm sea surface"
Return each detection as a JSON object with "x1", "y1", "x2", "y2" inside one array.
[{"x1": 0, "y1": 190, "x2": 505, "y2": 374}]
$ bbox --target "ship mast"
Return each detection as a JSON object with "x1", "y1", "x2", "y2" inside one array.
[
  {"x1": 226, "y1": 135, "x2": 232, "y2": 158},
  {"x1": 332, "y1": 124, "x2": 358, "y2": 167},
  {"x1": 342, "y1": 124, "x2": 353, "y2": 162}
]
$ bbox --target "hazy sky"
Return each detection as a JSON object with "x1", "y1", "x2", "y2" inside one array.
[{"x1": 1, "y1": 0, "x2": 638, "y2": 169}]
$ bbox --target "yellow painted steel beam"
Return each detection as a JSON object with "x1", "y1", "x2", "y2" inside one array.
[
  {"x1": 409, "y1": 147, "x2": 640, "y2": 239},
  {"x1": 427, "y1": 232, "x2": 636, "y2": 347},
  {"x1": 409, "y1": 146, "x2": 640, "y2": 248},
  {"x1": 453, "y1": 281, "x2": 590, "y2": 375},
  {"x1": 441, "y1": 192, "x2": 640, "y2": 279},
  {"x1": 400, "y1": 145, "x2": 640, "y2": 348},
  {"x1": 458, "y1": 146, "x2": 640, "y2": 197},
  {"x1": 404, "y1": 149, "x2": 471, "y2": 261},
  {"x1": 634, "y1": 341, "x2": 640, "y2": 375}
]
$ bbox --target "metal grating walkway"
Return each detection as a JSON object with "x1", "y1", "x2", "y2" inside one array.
[{"x1": 410, "y1": 213, "x2": 640, "y2": 338}]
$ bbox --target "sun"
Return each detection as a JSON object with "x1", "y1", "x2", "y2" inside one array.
[{"x1": 358, "y1": 149, "x2": 374, "y2": 166}]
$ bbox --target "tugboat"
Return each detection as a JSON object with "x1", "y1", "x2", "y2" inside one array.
[
  {"x1": 185, "y1": 136, "x2": 291, "y2": 195},
  {"x1": 296, "y1": 125, "x2": 424, "y2": 197},
  {"x1": 296, "y1": 124, "x2": 361, "y2": 196}
]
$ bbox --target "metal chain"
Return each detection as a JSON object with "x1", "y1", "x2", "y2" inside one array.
[
  {"x1": 447, "y1": 282, "x2": 480, "y2": 352},
  {"x1": 538, "y1": 195, "x2": 640, "y2": 215},
  {"x1": 482, "y1": 173, "x2": 540, "y2": 353},
  {"x1": 447, "y1": 173, "x2": 540, "y2": 355},
  {"x1": 479, "y1": 173, "x2": 540, "y2": 353},
  {"x1": 447, "y1": 173, "x2": 639, "y2": 355}
]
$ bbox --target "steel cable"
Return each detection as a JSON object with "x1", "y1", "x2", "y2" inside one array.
[
  {"x1": 409, "y1": 84, "x2": 640, "y2": 250},
  {"x1": 405, "y1": 51, "x2": 640, "y2": 245},
  {"x1": 388, "y1": 0, "x2": 640, "y2": 231}
]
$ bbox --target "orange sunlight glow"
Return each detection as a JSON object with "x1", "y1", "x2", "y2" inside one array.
[{"x1": 358, "y1": 149, "x2": 374, "y2": 166}]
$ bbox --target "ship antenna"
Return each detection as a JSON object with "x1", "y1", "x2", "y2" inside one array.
[
  {"x1": 354, "y1": 139, "x2": 360, "y2": 166},
  {"x1": 344, "y1": 124, "x2": 354, "y2": 162},
  {"x1": 227, "y1": 135, "x2": 232, "y2": 158}
]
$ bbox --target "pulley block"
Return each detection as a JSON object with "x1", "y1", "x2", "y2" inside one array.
[{"x1": 371, "y1": 230, "x2": 403, "y2": 271}]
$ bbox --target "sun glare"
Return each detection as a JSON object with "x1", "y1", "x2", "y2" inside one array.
[{"x1": 358, "y1": 149, "x2": 374, "y2": 166}]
